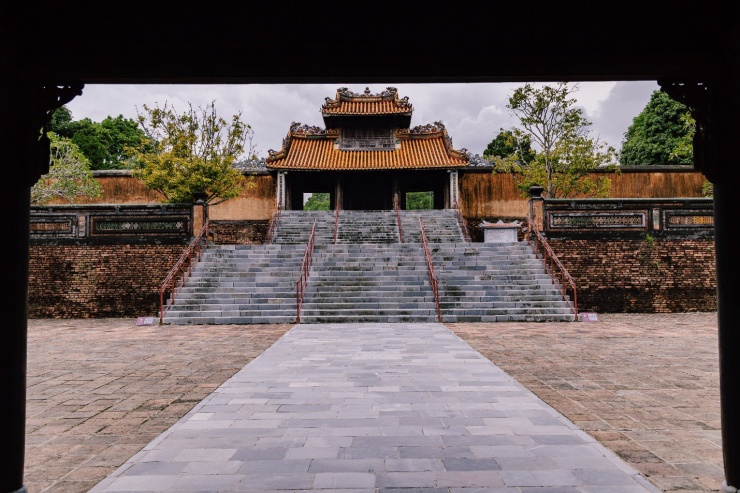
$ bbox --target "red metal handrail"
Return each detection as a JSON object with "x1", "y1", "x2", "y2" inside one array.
[
  {"x1": 333, "y1": 202, "x2": 340, "y2": 245},
  {"x1": 266, "y1": 203, "x2": 282, "y2": 244},
  {"x1": 159, "y1": 219, "x2": 210, "y2": 325},
  {"x1": 419, "y1": 218, "x2": 442, "y2": 322},
  {"x1": 295, "y1": 219, "x2": 317, "y2": 323},
  {"x1": 527, "y1": 218, "x2": 579, "y2": 320},
  {"x1": 396, "y1": 201, "x2": 404, "y2": 243},
  {"x1": 453, "y1": 200, "x2": 471, "y2": 242}
]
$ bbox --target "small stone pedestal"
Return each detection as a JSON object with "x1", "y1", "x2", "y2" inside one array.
[{"x1": 481, "y1": 220, "x2": 520, "y2": 243}]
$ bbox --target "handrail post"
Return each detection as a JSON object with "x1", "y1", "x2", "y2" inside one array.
[
  {"x1": 296, "y1": 219, "x2": 317, "y2": 323},
  {"x1": 396, "y1": 201, "x2": 404, "y2": 243},
  {"x1": 453, "y1": 200, "x2": 470, "y2": 243},
  {"x1": 526, "y1": 219, "x2": 579, "y2": 320},
  {"x1": 334, "y1": 203, "x2": 340, "y2": 245},
  {"x1": 419, "y1": 218, "x2": 442, "y2": 322},
  {"x1": 159, "y1": 219, "x2": 210, "y2": 325}
]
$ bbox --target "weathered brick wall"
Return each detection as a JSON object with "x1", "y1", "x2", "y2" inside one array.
[
  {"x1": 210, "y1": 220, "x2": 269, "y2": 245},
  {"x1": 547, "y1": 238, "x2": 717, "y2": 313},
  {"x1": 29, "y1": 244, "x2": 186, "y2": 318}
]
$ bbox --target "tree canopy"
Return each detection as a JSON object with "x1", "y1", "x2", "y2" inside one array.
[
  {"x1": 131, "y1": 101, "x2": 252, "y2": 205},
  {"x1": 482, "y1": 128, "x2": 536, "y2": 163},
  {"x1": 619, "y1": 90, "x2": 693, "y2": 166},
  {"x1": 31, "y1": 133, "x2": 103, "y2": 204},
  {"x1": 49, "y1": 107, "x2": 151, "y2": 170},
  {"x1": 304, "y1": 192, "x2": 330, "y2": 210},
  {"x1": 491, "y1": 82, "x2": 617, "y2": 199},
  {"x1": 406, "y1": 191, "x2": 433, "y2": 210}
]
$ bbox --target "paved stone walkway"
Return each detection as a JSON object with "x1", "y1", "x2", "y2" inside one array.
[{"x1": 89, "y1": 323, "x2": 660, "y2": 492}]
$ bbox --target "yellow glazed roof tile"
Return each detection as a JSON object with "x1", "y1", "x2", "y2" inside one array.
[{"x1": 267, "y1": 125, "x2": 469, "y2": 171}]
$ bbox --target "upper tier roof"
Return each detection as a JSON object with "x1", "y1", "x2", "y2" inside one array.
[{"x1": 321, "y1": 87, "x2": 413, "y2": 119}]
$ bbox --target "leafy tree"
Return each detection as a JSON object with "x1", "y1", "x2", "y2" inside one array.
[
  {"x1": 483, "y1": 128, "x2": 536, "y2": 163},
  {"x1": 493, "y1": 82, "x2": 617, "y2": 198},
  {"x1": 304, "y1": 192, "x2": 330, "y2": 210},
  {"x1": 31, "y1": 133, "x2": 103, "y2": 204},
  {"x1": 49, "y1": 107, "x2": 152, "y2": 170},
  {"x1": 406, "y1": 191, "x2": 433, "y2": 210},
  {"x1": 619, "y1": 90, "x2": 693, "y2": 165},
  {"x1": 132, "y1": 101, "x2": 252, "y2": 205}
]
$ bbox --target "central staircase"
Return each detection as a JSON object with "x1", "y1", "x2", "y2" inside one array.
[{"x1": 161, "y1": 210, "x2": 577, "y2": 324}]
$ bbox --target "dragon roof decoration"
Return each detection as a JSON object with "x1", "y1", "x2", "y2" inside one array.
[{"x1": 322, "y1": 86, "x2": 413, "y2": 114}]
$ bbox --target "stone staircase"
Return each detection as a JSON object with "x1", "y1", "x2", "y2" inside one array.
[
  {"x1": 335, "y1": 210, "x2": 399, "y2": 243},
  {"x1": 271, "y1": 210, "x2": 335, "y2": 244},
  {"x1": 399, "y1": 209, "x2": 464, "y2": 243},
  {"x1": 160, "y1": 244, "x2": 304, "y2": 325},
  {"x1": 161, "y1": 209, "x2": 576, "y2": 324},
  {"x1": 432, "y1": 242, "x2": 576, "y2": 322},
  {"x1": 299, "y1": 243, "x2": 439, "y2": 323}
]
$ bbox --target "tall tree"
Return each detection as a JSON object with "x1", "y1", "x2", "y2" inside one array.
[
  {"x1": 49, "y1": 107, "x2": 152, "y2": 170},
  {"x1": 132, "y1": 101, "x2": 252, "y2": 204},
  {"x1": 482, "y1": 128, "x2": 536, "y2": 163},
  {"x1": 31, "y1": 133, "x2": 103, "y2": 204},
  {"x1": 493, "y1": 82, "x2": 617, "y2": 198},
  {"x1": 619, "y1": 90, "x2": 693, "y2": 165}
]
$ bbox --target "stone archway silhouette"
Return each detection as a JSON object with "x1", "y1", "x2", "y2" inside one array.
[{"x1": 2, "y1": 4, "x2": 738, "y2": 493}]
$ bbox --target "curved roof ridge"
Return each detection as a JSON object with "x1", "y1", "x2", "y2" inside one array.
[{"x1": 322, "y1": 86, "x2": 413, "y2": 116}]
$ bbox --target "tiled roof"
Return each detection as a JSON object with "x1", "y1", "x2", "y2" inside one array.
[
  {"x1": 322, "y1": 87, "x2": 413, "y2": 117},
  {"x1": 266, "y1": 123, "x2": 469, "y2": 171}
]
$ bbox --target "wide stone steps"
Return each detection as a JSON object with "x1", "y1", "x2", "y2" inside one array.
[{"x1": 161, "y1": 211, "x2": 576, "y2": 324}]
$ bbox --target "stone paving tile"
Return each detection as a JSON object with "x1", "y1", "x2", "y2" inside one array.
[
  {"x1": 87, "y1": 322, "x2": 659, "y2": 493},
  {"x1": 447, "y1": 312, "x2": 722, "y2": 493},
  {"x1": 24, "y1": 318, "x2": 292, "y2": 493},
  {"x1": 25, "y1": 314, "x2": 722, "y2": 493}
]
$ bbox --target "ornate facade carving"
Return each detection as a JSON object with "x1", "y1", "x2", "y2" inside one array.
[{"x1": 22, "y1": 83, "x2": 84, "y2": 185}]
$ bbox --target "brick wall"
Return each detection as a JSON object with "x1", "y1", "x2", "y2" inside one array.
[
  {"x1": 210, "y1": 220, "x2": 270, "y2": 244},
  {"x1": 29, "y1": 244, "x2": 186, "y2": 318},
  {"x1": 547, "y1": 238, "x2": 717, "y2": 313}
]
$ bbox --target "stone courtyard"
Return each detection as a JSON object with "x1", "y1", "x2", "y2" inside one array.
[{"x1": 25, "y1": 312, "x2": 720, "y2": 492}]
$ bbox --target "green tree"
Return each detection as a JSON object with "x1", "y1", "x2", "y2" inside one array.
[
  {"x1": 50, "y1": 107, "x2": 152, "y2": 170},
  {"x1": 304, "y1": 192, "x2": 330, "y2": 210},
  {"x1": 406, "y1": 191, "x2": 433, "y2": 210},
  {"x1": 493, "y1": 82, "x2": 617, "y2": 198},
  {"x1": 482, "y1": 128, "x2": 536, "y2": 163},
  {"x1": 619, "y1": 90, "x2": 693, "y2": 165},
  {"x1": 132, "y1": 101, "x2": 252, "y2": 205},
  {"x1": 31, "y1": 133, "x2": 103, "y2": 204}
]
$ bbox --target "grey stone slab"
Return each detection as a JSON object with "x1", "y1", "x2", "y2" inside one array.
[{"x1": 88, "y1": 322, "x2": 658, "y2": 493}]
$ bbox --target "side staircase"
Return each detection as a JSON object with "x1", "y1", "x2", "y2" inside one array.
[
  {"x1": 432, "y1": 243, "x2": 576, "y2": 322},
  {"x1": 161, "y1": 209, "x2": 576, "y2": 324},
  {"x1": 161, "y1": 244, "x2": 304, "y2": 325}
]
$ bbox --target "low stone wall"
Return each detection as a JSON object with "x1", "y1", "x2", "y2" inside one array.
[
  {"x1": 29, "y1": 244, "x2": 186, "y2": 318},
  {"x1": 547, "y1": 238, "x2": 717, "y2": 313}
]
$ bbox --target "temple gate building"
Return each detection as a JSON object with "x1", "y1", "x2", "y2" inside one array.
[{"x1": 266, "y1": 87, "x2": 470, "y2": 211}]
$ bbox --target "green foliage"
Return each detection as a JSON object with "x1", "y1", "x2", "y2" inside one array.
[
  {"x1": 406, "y1": 191, "x2": 433, "y2": 210},
  {"x1": 304, "y1": 192, "x2": 330, "y2": 210},
  {"x1": 50, "y1": 107, "x2": 152, "y2": 170},
  {"x1": 620, "y1": 90, "x2": 693, "y2": 165},
  {"x1": 483, "y1": 128, "x2": 536, "y2": 162},
  {"x1": 702, "y1": 180, "x2": 714, "y2": 198},
  {"x1": 31, "y1": 133, "x2": 103, "y2": 204},
  {"x1": 493, "y1": 82, "x2": 618, "y2": 199},
  {"x1": 132, "y1": 101, "x2": 252, "y2": 205}
]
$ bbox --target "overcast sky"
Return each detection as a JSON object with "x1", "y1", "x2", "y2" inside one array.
[{"x1": 66, "y1": 81, "x2": 660, "y2": 159}]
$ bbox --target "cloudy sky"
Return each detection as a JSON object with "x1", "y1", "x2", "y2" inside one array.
[{"x1": 66, "y1": 81, "x2": 660, "y2": 159}]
